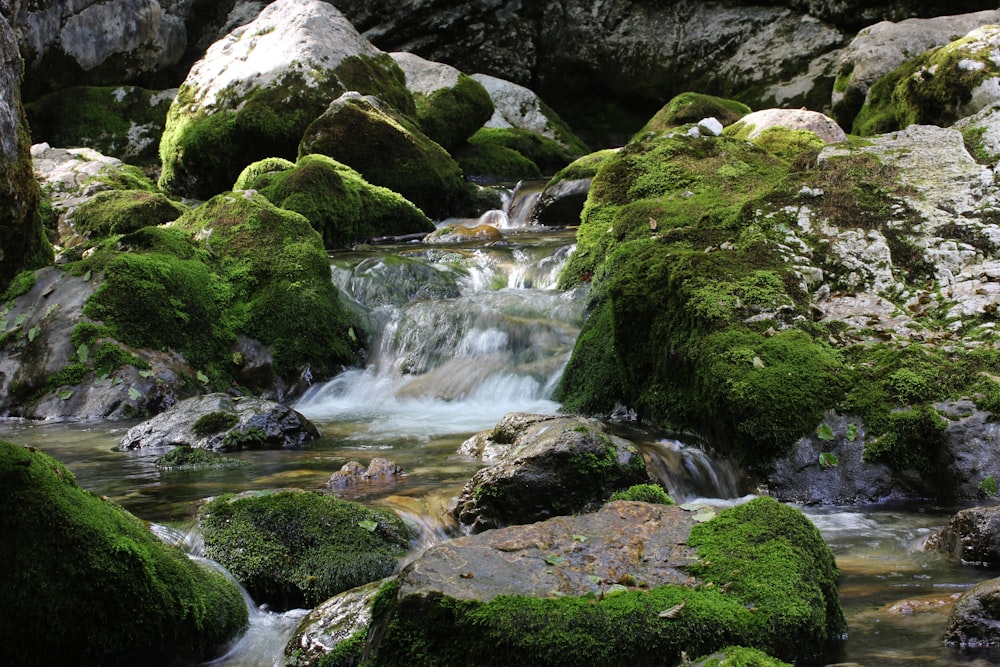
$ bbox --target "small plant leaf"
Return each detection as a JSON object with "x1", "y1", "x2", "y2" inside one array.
[
  {"x1": 679, "y1": 502, "x2": 710, "y2": 512},
  {"x1": 544, "y1": 555, "x2": 567, "y2": 566},
  {"x1": 818, "y1": 452, "x2": 839, "y2": 468},
  {"x1": 128, "y1": 387, "x2": 142, "y2": 401},
  {"x1": 14, "y1": 314, "x2": 27, "y2": 328},
  {"x1": 138, "y1": 369, "x2": 154, "y2": 378},
  {"x1": 572, "y1": 534, "x2": 588, "y2": 542},
  {"x1": 77, "y1": 343, "x2": 89, "y2": 363},
  {"x1": 659, "y1": 600, "x2": 686, "y2": 619},
  {"x1": 358, "y1": 520, "x2": 378, "y2": 532},
  {"x1": 0, "y1": 318, "x2": 7, "y2": 331},
  {"x1": 816, "y1": 423, "x2": 835, "y2": 441},
  {"x1": 27, "y1": 325, "x2": 41, "y2": 342},
  {"x1": 587, "y1": 575, "x2": 603, "y2": 586},
  {"x1": 82, "y1": 270, "x2": 92, "y2": 282},
  {"x1": 845, "y1": 424, "x2": 859, "y2": 442},
  {"x1": 692, "y1": 507, "x2": 717, "y2": 523},
  {"x1": 196, "y1": 370, "x2": 209, "y2": 384},
  {"x1": 603, "y1": 584, "x2": 628, "y2": 598},
  {"x1": 752, "y1": 356, "x2": 765, "y2": 369},
  {"x1": 980, "y1": 475, "x2": 998, "y2": 498},
  {"x1": 57, "y1": 389, "x2": 73, "y2": 400}
]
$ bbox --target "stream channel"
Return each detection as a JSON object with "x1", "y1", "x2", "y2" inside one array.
[{"x1": 2, "y1": 186, "x2": 1000, "y2": 666}]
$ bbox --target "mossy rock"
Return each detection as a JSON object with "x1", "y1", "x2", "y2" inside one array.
[
  {"x1": 299, "y1": 92, "x2": 468, "y2": 219},
  {"x1": 158, "y1": 0, "x2": 413, "y2": 199},
  {"x1": 25, "y1": 85, "x2": 174, "y2": 165},
  {"x1": 364, "y1": 497, "x2": 844, "y2": 666},
  {"x1": 198, "y1": 490, "x2": 411, "y2": 610},
  {"x1": 235, "y1": 153, "x2": 432, "y2": 249},
  {"x1": 458, "y1": 126, "x2": 580, "y2": 179},
  {"x1": 70, "y1": 190, "x2": 187, "y2": 240},
  {"x1": 636, "y1": 92, "x2": 751, "y2": 137},
  {"x1": 0, "y1": 441, "x2": 248, "y2": 666},
  {"x1": 853, "y1": 24, "x2": 1000, "y2": 136},
  {"x1": 546, "y1": 148, "x2": 620, "y2": 186}
]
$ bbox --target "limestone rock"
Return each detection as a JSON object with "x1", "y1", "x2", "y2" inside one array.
[
  {"x1": 831, "y1": 10, "x2": 1000, "y2": 129},
  {"x1": 730, "y1": 108, "x2": 847, "y2": 144},
  {"x1": 450, "y1": 413, "x2": 649, "y2": 532},
  {"x1": 118, "y1": 393, "x2": 320, "y2": 451},
  {"x1": 926, "y1": 506, "x2": 1000, "y2": 566},
  {"x1": 284, "y1": 580, "x2": 384, "y2": 666},
  {"x1": 423, "y1": 223, "x2": 503, "y2": 245},
  {"x1": 158, "y1": 0, "x2": 413, "y2": 199}
]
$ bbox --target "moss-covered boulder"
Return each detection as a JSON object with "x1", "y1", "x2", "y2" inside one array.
[
  {"x1": 854, "y1": 24, "x2": 1000, "y2": 135},
  {"x1": 158, "y1": 0, "x2": 414, "y2": 199},
  {"x1": 234, "y1": 153, "x2": 432, "y2": 249},
  {"x1": 299, "y1": 92, "x2": 466, "y2": 219},
  {"x1": 451, "y1": 413, "x2": 650, "y2": 532},
  {"x1": 391, "y1": 51, "x2": 494, "y2": 151},
  {"x1": 26, "y1": 85, "x2": 176, "y2": 165},
  {"x1": 0, "y1": 16, "x2": 51, "y2": 293},
  {"x1": 637, "y1": 92, "x2": 751, "y2": 136},
  {"x1": 0, "y1": 441, "x2": 248, "y2": 666},
  {"x1": 534, "y1": 148, "x2": 619, "y2": 225},
  {"x1": 456, "y1": 126, "x2": 580, "y2": 181},
  {"x1": 199, "y1": 490, "x2": 411, "y2": 610},
  {"x1": 69, "y1": 189, "x2": 187, "y2": 241},
  {"x1": 357, "y1": 497, "x2": 844, "y2": 666}
]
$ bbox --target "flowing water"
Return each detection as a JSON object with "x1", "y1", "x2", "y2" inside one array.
[{"x1": 3, "y1": 192, "x2": 1000, "y2": 665}]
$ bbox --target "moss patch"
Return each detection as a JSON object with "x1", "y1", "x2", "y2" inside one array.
[
  {"x1": 199, "y1": 490, "x2": 410, "y2": 610},
  {"x1": 463, "y1": 126, "x2": 580, "y2": 177},
  {"x1": 70, "y1": 190, "x2": 187, "y2": 240},
  {"x1": 412, "y1": 73, "x2": 494, "y2": 151},
  {"x1": 0, "y1": 441, "x2": 248, "y2": 666},
  {"x1": 637, "y1": 92, "x2": 751, "y2": 137},
  {"x1": 367, "y1": 497, "x2": 842, "y2": 666},
  {"x1": 609, "y1": 483, "x2": 674, "y2": 505}
]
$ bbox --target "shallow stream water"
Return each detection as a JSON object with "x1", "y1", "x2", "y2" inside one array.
[{"x1": 3, "y1": 199, "x2": 1000, "y2": 666}]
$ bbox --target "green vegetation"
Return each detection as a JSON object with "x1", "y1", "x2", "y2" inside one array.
[
  {"x1": 457, "y1": 127, "x2": 582, "y2": 179},
  {"x1": 636, "y1": 92, "x2": 751, "y2": 137},
  {"x1": 156, "y1": 445, "x2": 248, "y2": 470},
  {"x1": 192, "y1": 411, "x2": 239, "y2": 436},
  {"x1": 71, "y1": 190, "x2": 187, "y2": 240},
  {"x1": 411, "y1": 73, "x2": 494, "y2": 151},
  {"x1": 1, "y1": 269, "x2": 36, "y2": 302},
  {"x1": 236, "y1": 154, "x2": 432, "y2": 249},
  {"x1": 610, "y1": 483, "x2": 674, "y2": 505},
  {"x1": 366, "y1": 497, "x2": 843, "y2": 666},
  {"x1": 198, "y1": 490, "x2": 410, "y2": 610},
  {"x1": 0, "y1": 441, "x2": 247, "y2": 666}
]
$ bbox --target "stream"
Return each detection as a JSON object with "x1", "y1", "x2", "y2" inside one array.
[{"x1": 3, "y1": 185, "x2": 1000, "y2": 665}]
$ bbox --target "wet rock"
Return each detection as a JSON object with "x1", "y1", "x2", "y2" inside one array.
[
  {"x1": 328, "y1": 458, "x2": 405, "y2": 490},
  {"x1": 423, "y1": 223, "x2": 503, "y2": 245},
  {"x1": 944, "y1": 576, "x2": 1000, "y2": 647},
  {"x1": 284, "y1": 579, "x2": 384, "y2": 666},
  {"x1": 451, "y1": 413, "x2": 650, "y2": 532},
  {"x1": 831, "y1": 10, "x2": 1000, "y2": 129},
  {"x1": 926, "y1": 506, "x2": 1000, "y2": 566},
  {"x1": 118, "y1": 393, "x2": 320, "y2": 451}
]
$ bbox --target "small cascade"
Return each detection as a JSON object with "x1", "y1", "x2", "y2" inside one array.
[
  {"x1": 298, "y1": 231, "x2": 584, "y2": 440},
  {"x1": 639, "y1": 439, "x2": 744, "y2": 502},
  {"x1": 505, "y1": 180, "x2": 546, "y2": 228}
]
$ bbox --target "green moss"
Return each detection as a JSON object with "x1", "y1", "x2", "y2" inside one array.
[
  {"x1": 609, "y1": 484, "x2": 674, "y2": 505},
  {"x1": 191, "y1": 411, "x2": 239, "y2": 436},
  {"x1": 198, "y1": 490, "x2": 410, "y2": 610},
  {"x1": 71, "y1": 190, "x2": 187, "y2": 240},
  {"x1": 547, "y1": 149, "x2": 619, "y2": 186},
  {"x1": 455, "y1": 140, "x2": 542, "y2": 181},
  {"x1": 299, "y1": 93, "x2": 466, "y2": 219},
  {"x1": 1, "y1": 269, "x2": 36, "y2": 302},
  {"x1": 238, "y1": 154, "x2": 432, "y2": 249},
  {"x1": 725, "y1": 126, "x2": 826, "y2": 163},
  {"x1": 636, "y1": 92, "x2": 751, "y2": 137},
  {"x1": 92, "y1": 341, "x2": 148, "y2": 372},
  {"x1": 0, "y1": 441, "x2": 248, "y2": 666},
  {"x1": 368, "y1": 498, "x2": 842, "y2": 666},
  {"x1": 232, "y1": 157, "x2": 295, "y2": 191},
  {"x1": 157, "y1": 445, "x2": 248, "y2": 470},
  {"x1": 465, "y1": 126, "x2": 579, "y2": 176},
  {"x1": 412, "y1": 73, "x2": 494, "y2": 151}
]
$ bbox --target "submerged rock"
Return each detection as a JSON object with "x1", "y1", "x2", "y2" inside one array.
[
  {"x1": 360, "y1": 497, "x2": 844, "y2": 666},
  {"x1": 0, "y1": 441, "x2": 248, "y2": 666},
  {"x1": 118, "y1": 393, "x2": 320, "y2": 451},
  {"x1": 451, "y1": 413, "x2": 650, "y2": 532}
]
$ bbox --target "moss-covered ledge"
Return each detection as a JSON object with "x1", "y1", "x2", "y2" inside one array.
[{"x1": 358, "y1": 497, "x2": 844, "y2": 666}]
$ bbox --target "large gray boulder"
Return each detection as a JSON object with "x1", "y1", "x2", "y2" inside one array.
[
  {"x1": 158, "y1": 0, "x2": 414, "y2": 199},
  {"x1": 118, "y1": 393, "x2": 320, "y2": 451},
  {"x1": 451, "y1": 413, "x2": 650, "y2": 532},
  {"x1": 831, "y1": 10, "x2": 1000, "y2": 129}
]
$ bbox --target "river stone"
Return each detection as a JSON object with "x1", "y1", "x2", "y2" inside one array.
[
  {"x1": 944, "y1": 576, "x2": 1000, "y2": 647},
  {"x1": 118, "y1": 393, "x2": 320, "y2": 451},
  {"x1": 925, "y1": 506, "x2": 1000, "y2": 566},
  {"x1": 423, "y1": 223, "x2": 503, "y2": 245},
  {"x1": 158, "y1": 0, "x2": 413, "y2": 199},
  {"x1": 328, "y1": 458, "x2": 405, "y2": 490},
  {"x1": 285, "y1": 579, "x2": 384, "y2": 666},
  {"x1": 730, "y1": 108, "x2": 847, "y2": 144},
  {"x1": 831, "y1": 10, "x2": 1000, "y2": 129},
  {"x1": 451, "y1": 413, "x2": 650, "y2": 532}
]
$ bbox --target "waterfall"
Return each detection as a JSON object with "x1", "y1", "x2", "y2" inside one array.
[
  {"x1": 639, "y1": 439, "x2": 745, "y2": 502},
  {"x1": 296, "y1": 230, "x2": 584, "y2": 441}
]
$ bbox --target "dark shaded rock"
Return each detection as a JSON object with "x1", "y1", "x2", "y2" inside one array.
[
  {"x1": 533, "y1": 177, "x2": 591, "y2": 226},
  {"x1": 118, "y1": 393, "x2": 320, "y2": 451},
  {"x1": 944, "y1": 576, "x2": 1000, "y2": 647},
  {"x1": 925, "y1": 506, "x2": 1000, "y2": 567},
  {"x1": 451, "y1": 413, "x2": 650, "y2": 532},
  {"x1": 363, "y1": 497, "x2": 845, "y2": 666},
  {"x1": 198, "y1": 489, "x2": 410, "y2": 610},
  {"x1": 0, "y1": 14, "x2": 50, "y2": 293},
  {"x1": 0, "y1": 441, "x2": 247, "y2": 667}
]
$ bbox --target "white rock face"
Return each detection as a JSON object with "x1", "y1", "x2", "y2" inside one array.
[
  {"x1": 0, "y1": 14, "x2": 18, "y2": 161},
  {"x1": 733, "y1": 108, "x2": 847, "y2": 143},
  {"x1": 184, "y1": 0, "x2": 381, "y2": 111},
  {"x1": 833, "y1": 10, "x2": 1000, "y2": 121},
  {"x1": 954, "y1": 104, "x2": 1000, "y2": 164},
  {"x1": 391, "y1": 51, "x2": 462, "y2": 96},
  {"x1": 471, "y1": 72, "x2": 562, "y2": 143}
]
